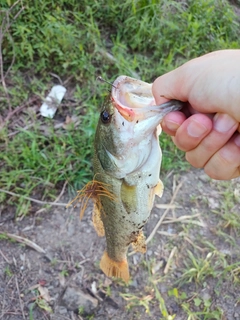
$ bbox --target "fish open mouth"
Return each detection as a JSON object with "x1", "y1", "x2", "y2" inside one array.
[{"x1": 111, "y1": 76, "x2": 183, "y2": 122}]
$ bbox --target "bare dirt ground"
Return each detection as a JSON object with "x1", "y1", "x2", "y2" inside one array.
[{"x1": 0, "y1": 168, "x2": 240, "y2": 320}]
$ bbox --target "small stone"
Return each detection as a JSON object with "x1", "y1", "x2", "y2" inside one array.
[
  {"x1": 201, "y1": 292, "x2": 211, "y2": 301},
  {"x1": 61, "y1": 286, "x2": 98, "y2": 314},
  {"x1": 43, "y1": 252, "x2": 54, "y2": 262},
  {"x1": 147, "y1": 250, "x2": 153, "y2": 256},
  {"x1": 58, "y1": 306, "x2": 68, "y2": 314},
  {"x1": 51, "y1": 279, "x2": 60, "y2": 288},
  {"x1": 208, "y1": 197, "x2": 219, "y2": 209},
  {"x1": 199, "y1": 174, "x2": 210, "y2": 183},
  {"x1": 159, "y1": 284, "x2": 167, "y2": 294},
  {"x1": 129, "y1": 279, "x2": 138, "y2": 288},
  {"x1": 72, "y1": 272, "x2": 83, "y2": 286}
]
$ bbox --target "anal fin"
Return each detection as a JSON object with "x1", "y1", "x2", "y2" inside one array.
[
  {"x1": 92, "y1": 203, "x2": 105, "y2": 237},
  {"x1": 100, "y1": 251, "x2": 129, "y2": 283},
  {"x1": 131, "y1": 230, "x2": 146, "y2": 253}
]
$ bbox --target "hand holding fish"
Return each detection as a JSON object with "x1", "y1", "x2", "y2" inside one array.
[{"x1": 152, "y1": 49, "x2": 240, "y2": 180}]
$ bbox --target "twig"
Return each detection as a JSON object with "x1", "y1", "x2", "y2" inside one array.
[
  {"x1": 15, "y1": 277, "x2": 26, "y2": 320},
  {"x1": 0, "y1": 248, "x2": 11, "y2": 264},
  {"x1": 49, "y1": 72, "x2": 63, "y2": 85},
  {"x1": 164, "y1": 246, "x2": 177, "y2": 274},
  {"x1": 1, "y1": 232, "x2": 46, "y2": 254},
  {"x1": 186, "y1": 293, "x2": 198, "y2": 303},
  {"x1": 4, "y1": 95, "x2": 39, "y2": 125},
  {"x1": 157, "y1": 231, "x2": 177, "y2": 237},
  {"x1": 146, "y1": 181, "x2": 183, "y2": 244},
  {"x1": 184, "y1": 236, "x2": 205, "y2": 252},
  {"x1": 35, "y1": 180, "x2": 68, "y2": 214},
  {"x1": 164, "y1": 213, "x2": 200, "y2": 221},
  {"x1": 0, "y1": 188, "x2": 68, "y2": 206},
  {"x1": 161, "y1": 219, "x2": 205, "y2": 227},
  {"x1": 7, "y1": 123, "x2": 34, "y2": 137},
  {"x1": 54, "y1": 180, "x2": 68, "y2": 203},
  {"x1": 155, "y1": 204, "x2": 178, "y2": 209}
]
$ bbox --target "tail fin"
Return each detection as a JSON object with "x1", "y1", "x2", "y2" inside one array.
[{"x1": 100, "y1": 251, "x2": 130, "y2": 283}]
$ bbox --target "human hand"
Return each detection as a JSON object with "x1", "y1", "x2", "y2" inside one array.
[{"x1": 152, "y1": 50, "x2": 240, "y2": 180}]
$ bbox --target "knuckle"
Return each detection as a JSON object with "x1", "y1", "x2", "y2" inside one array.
[{"x1": 204, "y1": 153, "x2": 235, "y2": 180}]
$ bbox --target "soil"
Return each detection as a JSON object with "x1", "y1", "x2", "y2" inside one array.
[{"x1": 0, "y1": 168, "x2": 240, "y2": 320}]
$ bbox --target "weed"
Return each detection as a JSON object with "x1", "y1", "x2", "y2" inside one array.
[
  {"x1": 1, "y1": 0, "x2": 240, "y2": 215},
  {"x1": 1, "y1": 4, "x2": 240, "y2": 318},
  {"x1": 178, "y1": 251, "x2": 218, "y2": 284},
  {"x1": 154, "y1": 284, "x2": 176, "y2": 319},
  {"x1": 106, "y1": 285, "x2": 111, "y2": 297},
  {"x1": 59, "y1": 269, "x2": 69, "y2": 277},
  {"x1": 181, "y1": 300, "x2": 224, "y2": 320},
  {"x1": 4, "y1": 266, "x2": 13, "y2": 277},
  {"x1": 120, "y1": 292, "x2": 153, "y2": 314},
  {"x1": 50, "y1": 258, "x2": 58, "y2": 267},
  {"x1": 78, "y1": 306, "x2": 84, "y2": 315}
]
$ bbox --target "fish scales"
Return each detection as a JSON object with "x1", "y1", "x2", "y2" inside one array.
[{"x1": 91, "y1": 76, "x2": 183, "y2": 282}]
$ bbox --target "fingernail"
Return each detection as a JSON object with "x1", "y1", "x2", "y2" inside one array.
[
  {"x1": 213, "y1": 114, "x2": 237, "y2": 132},
  {"x1": 187, "y1": 119, "x2": 208, "y2": 137},
  {"x1": 234, "y1": 134, "x2": 240, "y2": 147},
  {"x1": 165, "y1": 120, "x2": 180, "y2": 131}
]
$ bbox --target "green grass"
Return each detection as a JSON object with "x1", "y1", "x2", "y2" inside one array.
[{"x1": 1, "y1": 0, "x2": 240, "y2": 216}]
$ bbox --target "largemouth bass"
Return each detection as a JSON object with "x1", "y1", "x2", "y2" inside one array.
[
  {"x1": 69, "y1": 76, "x2": 183, "y2": 282},
  {"x1": 91, "y1": 76, "x2": 183, "y2": 282}
]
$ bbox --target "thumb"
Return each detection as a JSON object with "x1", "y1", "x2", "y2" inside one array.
[{"x1": 152, "y1": 67, "x2": 191, "y2": 105}]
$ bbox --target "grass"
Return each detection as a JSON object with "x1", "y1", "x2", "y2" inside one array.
[
  {"x1": 0, "y1": 3, "x2": 240, "y2": 317},
  {"x1": 1, "y1": 0, "x2": 239, "y2": 216}
]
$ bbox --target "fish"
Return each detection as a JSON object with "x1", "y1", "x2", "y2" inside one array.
[{"x1": 69, "y1": 76, "x2": 183, "y2": 282}]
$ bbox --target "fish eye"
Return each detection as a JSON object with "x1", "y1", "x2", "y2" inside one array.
[{"x1": 100, "y1": 110, "x2": 111, "y2": 124}]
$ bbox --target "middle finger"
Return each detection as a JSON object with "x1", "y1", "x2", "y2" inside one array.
[{"x1": 186, "y1": 113, "x2": 239, "y2": 168}]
